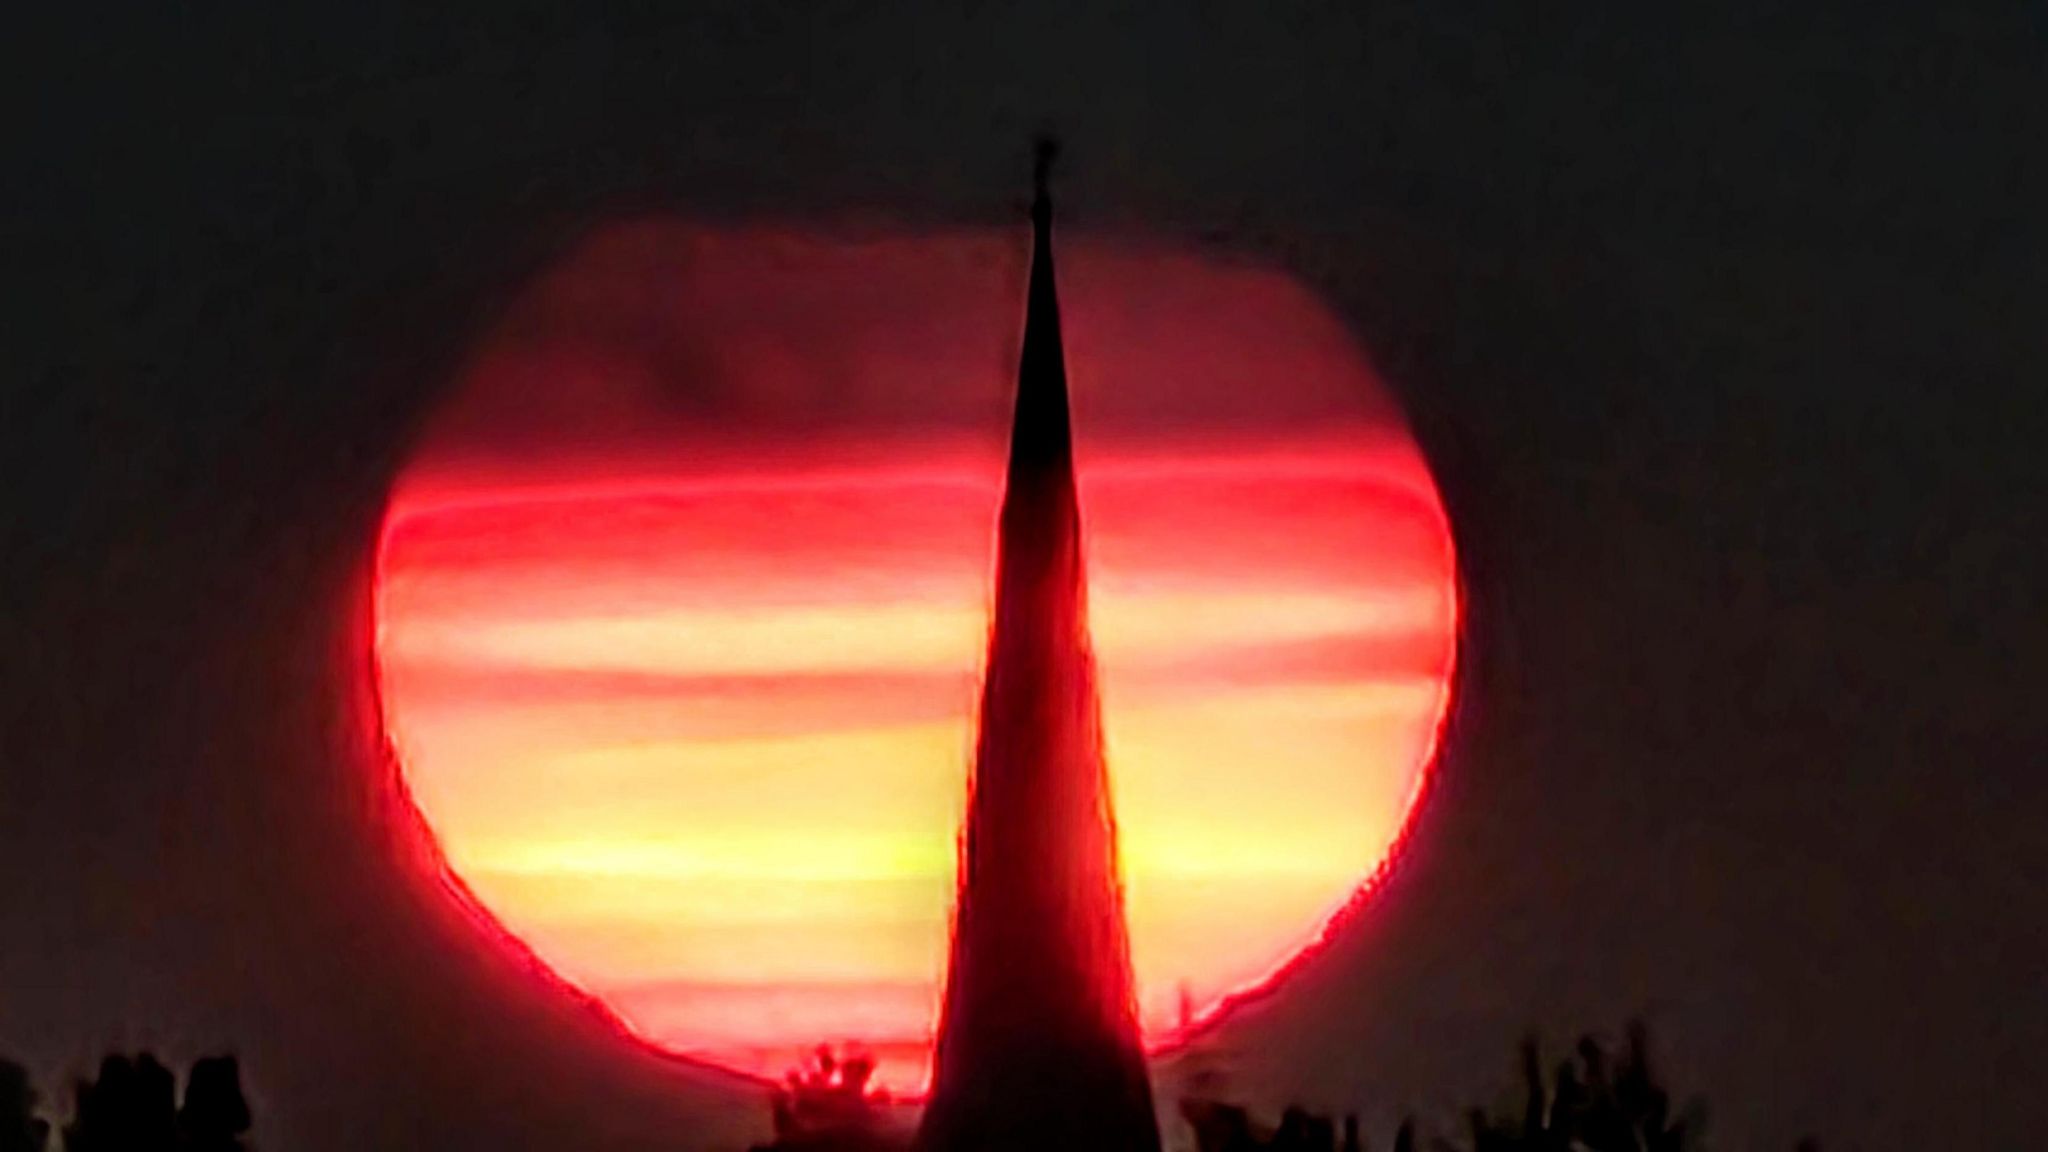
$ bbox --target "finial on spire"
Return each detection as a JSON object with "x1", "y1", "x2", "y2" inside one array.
[
  {"x1": 1032, "y1": 135, "x2": 1060, "y2": 226},
  {"x1": 1010, "y1": 132, "x2": 1071, "y2": 483}
]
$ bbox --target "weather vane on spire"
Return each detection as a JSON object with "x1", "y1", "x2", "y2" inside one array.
[{"x1": 1032, "y1": 135, "x2": 1060, "y2": 223}]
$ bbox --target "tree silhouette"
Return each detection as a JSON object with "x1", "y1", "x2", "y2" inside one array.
[
  {"x1": 0, "y1": 1059, "x2": 49, "y2": 1152},
  {"x1": 18, "y1": 1054, "x2": 254, "y2": 1152},
  {"x1": 1180, "y1": 1024, "x2": 1749, "y2": 1152},
  {"x1": 1444, "y1": 1024, "x2": 1705, "y2": 1152},
  {"x1": 176, "y1": 1058, "x2": 249, "y2": 1152},
  {"x1": 753, "y1": 1045, "x2": 898, "y2": 1152},
  {"x1": 63, "y1": 1053, "x2": 178, "y2": 1152}
]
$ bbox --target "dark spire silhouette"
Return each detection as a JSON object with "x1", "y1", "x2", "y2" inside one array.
[{"x1": 914, "y1": 140, "x2": 1162, "y2": 1152}]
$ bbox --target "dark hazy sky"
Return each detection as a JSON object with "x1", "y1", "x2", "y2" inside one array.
[{"x1": 5, "y1": 5, "x2": 2044, "y2": 1150}]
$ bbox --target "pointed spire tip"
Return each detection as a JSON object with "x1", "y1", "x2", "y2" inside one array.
[{"x1": 1032, "y1": 136, "x2": 1060, "y2": 222}]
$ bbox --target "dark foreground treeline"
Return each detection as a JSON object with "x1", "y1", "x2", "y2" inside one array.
[
  {"x1": 3, "y1": 1026, "x2": 1825, "y2": 1152},
  {"x1": 1, "y1": 1054, "x2": 250, "y2": 1152},
  {"x1": 757, "y1": 1025, "x2": 1827, "y2": 1152},
  {"x1": 1179, "y1": 1023, "x2": 1822, "y2": 1152}
]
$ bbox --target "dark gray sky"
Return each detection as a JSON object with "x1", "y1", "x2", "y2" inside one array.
[{"x1": 4, "y1": 4, "x2": 2044, "y2": 1150}]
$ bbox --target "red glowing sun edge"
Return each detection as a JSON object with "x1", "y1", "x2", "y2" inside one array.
[{"x1": 1156, "y1": 573, "x2": 1462, "y2": 1053}]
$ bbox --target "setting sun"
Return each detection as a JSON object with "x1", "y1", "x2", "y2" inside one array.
[{"x1": 374, "y1": 223, "x2": 1457, "y2": 1091}]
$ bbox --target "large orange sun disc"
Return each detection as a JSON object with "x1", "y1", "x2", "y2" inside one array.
[{"x1": 374, "y1": 223, "x2": 1458, "y2": 1092}]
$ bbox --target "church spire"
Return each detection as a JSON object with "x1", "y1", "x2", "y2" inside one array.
[
  {"x1": 915, "y1": 141, "x2": 1162, "y2": 1152},
  {"x1": 1006, "y1": 137, "x2": 1073, "y2": 485}
]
